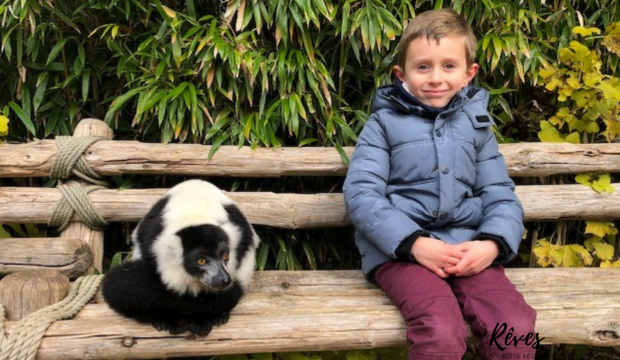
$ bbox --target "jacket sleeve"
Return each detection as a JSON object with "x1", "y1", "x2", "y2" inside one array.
[
  {"x1": 472, "y1": 129, "x2": 524, "y2": 263},
  {"x1": 343, "y1": 114, "x2": 424, "y2": 259}
]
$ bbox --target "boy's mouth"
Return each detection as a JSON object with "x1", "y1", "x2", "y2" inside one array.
[{"x1": 425, "y1": 90, "x2": 448, "y2": 97}]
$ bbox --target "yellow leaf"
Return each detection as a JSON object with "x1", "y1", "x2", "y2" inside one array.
[
  {"x1": 573, "y1": 26, "x2": 602, "y2": 37},
  {"x1": 593, "y1": 242, "x2": 615, "y2": 260},
  {"x1": 585, "y1": 121, "x2": 600, "y2": 133},
  {"x1": 603, "y1": 22, "x2": 620, "y2": 55},
  {"x1": 562, "y1": 247, "x2": 582, "y2": 267},
  {"x1": 566, "y1": 245, "x2": 593, "y2": 266},
  {"x1": 532, "y1": 240, "x2": 554, "y2": 267},
  {"x1": 584, "y1": 236, "x2": 601, "y2": 251},
  {"x1": 162, "y1": 5, "x2": 177, "y2": 18},
  {"x1": 603, "y1": 119, "x2": 620, "y2": 142},
  {"x1": 545, "y1": 77, "x2": 564, "y2": 91},
  {"x1": 566, "y1": 76, "x2": 580, "y2": 89},
  {"x1": 601, "y1": 259, "x2": 620, "y2": 268},
  {"x1": 585, "y1": 221, "x2": 618, "y2": 237},
  {"x1": 550, "y1": 247, "x2": 565, "y2": 265},
  {"x1": 565, "y1": 132, "x2": 581, "y2": 144},
  {"x1": 575, "y1": 173, "x2": 592, "y2": 186},
  {"x1": 592, "y1": 174, "x2": 614, "y2": 193},
  {"x1": 0, "y1": 115, "x2": 9, "y2": 136},
  {"x1": 597, "y1": 81, "x2": 620, "y2": 101},
  {"x1": 538, "y1": 121, "x2": 564, "y2": 143},
  {"x1": 559, "y1": 47, "x2": 575, "y2": 63},
  {"x1": 539, "y1": 67, "x2": 558, "y2": 79}
]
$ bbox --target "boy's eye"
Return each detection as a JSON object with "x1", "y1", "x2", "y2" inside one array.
[
  {"x1": 444, "y1": 64, "x2": 456, "y2": 70},
  {"x1": 196, "y1": 258, "x2": 207, "y2": 265},
  {"x1": 417, "y1": 65, "x2": 429, "y2": 71}
]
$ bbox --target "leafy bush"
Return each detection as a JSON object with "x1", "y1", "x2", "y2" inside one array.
[
  {"x1": 2, "y1": 0, "x2": 620, "y2": 147},
  {"x1": 534, "y1": 23, "x2": 620, "y2": 268}
]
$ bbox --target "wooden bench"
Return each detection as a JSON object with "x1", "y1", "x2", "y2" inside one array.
[{"x1": 1, "y1": 119, "x2": 619, "y2": 359}]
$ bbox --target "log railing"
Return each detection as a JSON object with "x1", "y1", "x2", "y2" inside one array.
[
  {"x1": 2, "y1": 141, "x2": 620, "y2": 178},
  {"x1": 1, "y1": 185, "x2": 620, "y2": 228}
]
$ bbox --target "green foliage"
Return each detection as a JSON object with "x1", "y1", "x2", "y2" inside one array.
[
  {"x1": 575, "y1": 173, "x2": 615, "y2": 193},
  {"x1": 3, "y1": 0, "x2": 620, "y2": 147},
  {"x1": 534, "y1": 21, "x2": 620, "y2": 269},
  {"x1": 539, "y1": 24, "x2": 620, "y2": 144},
  {"x1": 0, "y1": 223, "x2": 40, "y2": 238}
]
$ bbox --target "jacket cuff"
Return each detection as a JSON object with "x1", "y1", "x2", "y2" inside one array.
[
  {"x1": 475, "y1": 233, "x2": 511, "y2": 264},
  {"x1": 395, "y1": 230, "x2": 429, "y2": 261}
]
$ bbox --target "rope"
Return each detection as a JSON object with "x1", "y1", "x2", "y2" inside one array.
[
  {"x1": 49, "y1": 181, "x2": 109, "y2": 232},
  {"x1": 0, "y1": 275, "x2": 104, "y2": 360},
  {"x1": 50, "y1": 136, "x2": 107, "y2": 186}
]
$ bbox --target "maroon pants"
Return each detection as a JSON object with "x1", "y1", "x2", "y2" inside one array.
[{"x1": 375, "y1": 261, "x2": 537, "y2": 360}]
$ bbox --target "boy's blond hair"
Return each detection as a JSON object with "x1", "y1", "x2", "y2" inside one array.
[{"x1": 396, "y1": 9, "x2": 477, "y2": 69}]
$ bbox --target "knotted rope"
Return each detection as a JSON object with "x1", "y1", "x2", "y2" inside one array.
[
  {"x1": 50, "y1": 136, "x2": 107, "y2": 186},
  {"x1": 0, "y1": 275, "x2": 104, "y2": 360},
  {"x1": 49, "y1": 136, "x2": 109, "y2": 231},
  {"x1": 49, "y1": 181, "x2": 108, "y2": 232}
]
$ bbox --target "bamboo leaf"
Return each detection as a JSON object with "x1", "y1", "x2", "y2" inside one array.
[
  {"x1": 33, "y1": 73, "x2": 49, "y2": 113},
  {"x1": 46, "y1": 37, "x2": 69, "y2": 66},
  {"x1": 9, "y1": 101, "x2": 35, "y2": 135},
  {"x1": 301, "y1": 240, "x2": 317, "y2": 270},
  {"x1": 82, "y1": 70, "x2": 90, "y2": 103}
]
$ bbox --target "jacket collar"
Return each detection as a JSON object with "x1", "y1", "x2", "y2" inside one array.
[{"x1": 388, "y1": 80, "x2": 475, "y2": 119}]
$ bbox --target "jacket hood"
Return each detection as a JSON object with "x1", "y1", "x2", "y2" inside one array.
[{"x1": 370, "y1": 83, "x2": 489, "y2": 118}]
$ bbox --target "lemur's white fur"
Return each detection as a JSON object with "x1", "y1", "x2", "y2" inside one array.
[{"x1": 132, "y1": 180, "x2": 259, "y2": 296}]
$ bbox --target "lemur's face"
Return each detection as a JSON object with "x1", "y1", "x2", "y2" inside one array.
[{"x1": 177, "y1": 225, "x2": 232, "y2": 289}]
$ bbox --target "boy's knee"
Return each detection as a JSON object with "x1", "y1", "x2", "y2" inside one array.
[
  {"x1": 484, "y1": 305, "x2": 537, "y2": 342},
  {"x1": 409, "y1": 309, "x2": 468, "y2": 350},
  {"x1": 504, "y1": 309, "x2": 536, "y2": 335}
]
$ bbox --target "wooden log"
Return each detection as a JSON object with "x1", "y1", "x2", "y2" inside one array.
[
  {"x1": 1, "y1": 142, "x2": 620, "y2": 178},
  {"x1": 0, "y1": 270, "x2": 70, "y2": 321},
  {"x1": 1, "y1": 184, "x2": 620, "y2": 228},
  {"x1": 2, "y1": 268, "x2": 618, "y2": 359},
  {"x1": 59, "y1": 119, "x2": 113, "y2": 274},
  {"x1": 0, "y1": 237, "x2": 92, "y2": 279}
]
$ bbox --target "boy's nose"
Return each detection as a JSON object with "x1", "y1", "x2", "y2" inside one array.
[{"x1": 429, "y1": 69, "x2": 442, "y2": 83}]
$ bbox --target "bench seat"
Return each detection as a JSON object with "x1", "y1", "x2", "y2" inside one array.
[{"x1": 6, "y1": 268, "x2": 619, "y2": 360}]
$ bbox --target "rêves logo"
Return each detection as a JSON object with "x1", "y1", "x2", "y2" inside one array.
[{"x1": 489, "y1": 322, "x2": 545, "y2": 351}]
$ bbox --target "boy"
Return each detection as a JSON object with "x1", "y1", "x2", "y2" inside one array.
[{"x1": 342, "y1": 9, "x2": 537, "y2": 360}]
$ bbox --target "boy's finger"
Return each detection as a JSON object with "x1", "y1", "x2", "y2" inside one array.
[
  {"x1": 443, "y1": 263, "x2": 462, "y2": 275},
  {"x1": 445, "y1": 256, "x2": 461, "y2": 266},
  {"x1": 446, "y1": 247, "x2": 466, "y2": 258},
  {"x1": 434, "y1": 267, "x2": 449, "y2": 278}
]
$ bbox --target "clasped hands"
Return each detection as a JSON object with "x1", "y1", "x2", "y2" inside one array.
[{"x1": 410, "y1": 236, "x2": 499, "y2": 278}]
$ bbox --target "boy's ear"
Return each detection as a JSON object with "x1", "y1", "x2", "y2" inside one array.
[
  {"x1": 393, "y1": 65, "x2": 406, "y2": 82},
  {"x1": 464, "y1": 63, "x2": 479, "y2": 85}
]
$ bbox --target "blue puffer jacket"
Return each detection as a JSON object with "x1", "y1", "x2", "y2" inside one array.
[{"x1": 343, "y1": 84, "x2": 524, "y2": 279}]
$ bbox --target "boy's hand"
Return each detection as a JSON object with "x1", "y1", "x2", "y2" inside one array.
[
  {"x1": 443, "y1": 240, "x2": 499, "y2": 277},
  {"x1": 411, "y1": 237, "x2": 464, "y2": 278}
]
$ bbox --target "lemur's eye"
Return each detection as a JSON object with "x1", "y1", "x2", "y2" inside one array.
[
  {"x1": 196, "y1": 258, "x2": 207, "y2": 265},
  {"x1": 223, "y1": 253, "x2": 230, "y2": 262}
]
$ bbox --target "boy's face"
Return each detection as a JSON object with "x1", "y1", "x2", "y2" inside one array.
[{"x1": 394, "y1": 36, "x2": 479, "y2": 108}]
